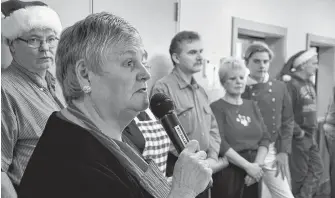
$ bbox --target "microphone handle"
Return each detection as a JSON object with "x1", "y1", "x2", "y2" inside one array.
[{"x1": 159, "y1": 113, "x2": 213, "y2": 190}]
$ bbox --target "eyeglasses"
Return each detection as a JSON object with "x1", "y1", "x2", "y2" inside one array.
[{"x1": 17, "y1": 37, "x2": 59, "y2": 49}]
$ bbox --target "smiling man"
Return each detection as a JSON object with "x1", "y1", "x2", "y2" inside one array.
[{"x1": 1, "y1": 1, "x2": 65, "y2": 197}]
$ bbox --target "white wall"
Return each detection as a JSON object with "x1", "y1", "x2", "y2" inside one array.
[
  {"x1": 93, "y1": 0, "x2": 178, "y2": 93},
  {"x1": 179, "y1": 0, "x2": 335, "y2": 102},
  {"x1": 1, "y1": 0, "x2": 177, "y2": 92}
]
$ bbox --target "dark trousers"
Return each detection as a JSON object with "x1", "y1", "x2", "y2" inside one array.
[
  {"x1": 166, "y1": 152, "x2": 209, "y2": 198},
  {"x1": 290, "y1": 137, "x2": 323, "y2": 198},
  {"x1": 211, "y1": 150, "x2": 258, "y2": 198},
  {"x1": 211, "y1": 163, "x2": 259, "y2": 198}
]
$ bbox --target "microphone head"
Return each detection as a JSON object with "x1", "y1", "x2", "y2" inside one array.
[{"x1": 150, "y1": 93, "x2": 175, "y2": 119}]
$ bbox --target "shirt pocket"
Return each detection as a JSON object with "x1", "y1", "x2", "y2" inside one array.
[{"x1": 176, "y1": 104, "x2": 194, "y2": 136}]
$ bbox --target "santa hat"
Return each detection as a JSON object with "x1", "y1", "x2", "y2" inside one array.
[
  {"x1": 1, "y1": 0, "x2": 62, "y2": 41},
  {"x1": 278, "y1": 48, "x2": 317, "y2": 82}
]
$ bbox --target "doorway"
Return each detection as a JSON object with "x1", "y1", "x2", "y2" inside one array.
[
  {"x1": 231, "y1": 17, "x2": 287, "y2": 78},
  {"x1": 306, "y1": 33, "x2": 335, "y2": 119}
]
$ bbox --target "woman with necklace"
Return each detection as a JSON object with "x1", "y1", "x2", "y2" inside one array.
[
  {"x1": 210, "y1": 58, "x2": 270, "y2": 198},
  {"x1": 17, "y1": 12, "x2": 212, "y2": 198}
]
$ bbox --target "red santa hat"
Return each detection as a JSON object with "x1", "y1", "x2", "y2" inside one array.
[
  {"x1": 278, "y1": 48, "x2": 317, "y2": 82},
  {"x1": 1, "y1": 0, "x2": 62, "y2": 41}
]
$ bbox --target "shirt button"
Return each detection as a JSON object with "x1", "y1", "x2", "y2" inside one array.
[
  {"x1": 269, "y1": 89, "x2": 272, "y2": 93},
  {"x1": 250, "y1": 85, "x2": 253, "y2": 89},
  {"x1": 183, "y1": 114, "x2": 186, "y2": 117},
  {"x1": 252, "y1": 93, "x2": 255, "y2": 96},
  {"x1": 269, "y1": 82, "x2": 272, "y2": 86},
  {"x1": 272, "y1": 98, "x2": 276, "y2": 102},
  {"x1": 40, "y1": 88, "x2": 44, "y2": 91},
  {"x1": 273, "y1": 123, "x2": 276, "y2": 126},
  {"x1": 272, "y1": 116, "x2": 275, "y2": 119},
  {"x1": 272, "y1": 108, "x2": 275, "y2": 112},
  {"x1": 272, "y1": 130, "x2": 276, "y2": 133}
]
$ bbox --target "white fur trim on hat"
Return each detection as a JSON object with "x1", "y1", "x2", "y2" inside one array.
[
  {"x1": 282, "y1": 74, "x2": 292, "y2": 82},
  {"x1": 1, "y1": 5, "x2": 62, "y2": 40},
  {"x1": 293, "y1": 47, "x2": 317, "y2": 68}
]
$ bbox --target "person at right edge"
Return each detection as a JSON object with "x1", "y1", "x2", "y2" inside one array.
[
  {"x1": 278, "y1": 47, "x2": 323, "y2": 198},
  {"x1": 323, "y1": 86, "x2": 335, "y2": 198}
]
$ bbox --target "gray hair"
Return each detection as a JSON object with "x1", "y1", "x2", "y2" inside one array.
[
  {"x1": 56, "y1": 12, "x2": 141, "y2": 104},
  {"x1": 218, "y1": 57, "x2": 249, "y2": 86}
]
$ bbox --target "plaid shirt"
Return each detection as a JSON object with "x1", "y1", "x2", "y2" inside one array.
[{"x1": 134, "y1": 110, "x2": 171, "y2": 175}]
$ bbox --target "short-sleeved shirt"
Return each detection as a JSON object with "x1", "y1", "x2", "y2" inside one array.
[
  {"x1": 210, "y1": 99, "x2": 270, "y2": 155},
  {"x1": 1, "y1": 62, "x2": 64, "y2": 184},
  {"x1": 151, "y1": 68, "x2": 221, "y2": 158}
]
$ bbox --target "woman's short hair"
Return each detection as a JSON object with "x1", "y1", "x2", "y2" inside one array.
[
  {"x1": 244, "y1": 42, "x2": 274, "y2": 63},
  {"x1": 218, "y1": 57, "x2": 249, "y2": 86},
  {"x1": 56, "y1": 12, "x2": 141, "y2": 104}
]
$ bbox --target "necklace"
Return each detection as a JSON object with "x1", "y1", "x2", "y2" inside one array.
[{"x1": 222, "y1": 96, "x2": 243, "y2": 114}]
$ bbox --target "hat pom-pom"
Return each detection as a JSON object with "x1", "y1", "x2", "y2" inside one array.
[
  {"x1": 290, "y1": 68, "x2": 296, "y2": 72},
  {"x1": 282, "y1": 74, "x2": 291, "y2": 82}
]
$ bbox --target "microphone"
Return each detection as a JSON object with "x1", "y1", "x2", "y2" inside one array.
[
  {"x1": 150, "y1": 93, "x2": 189, "y2": 154},
  {"x1": 150, "y1": 93, "x2": 213, "y2": 190}
]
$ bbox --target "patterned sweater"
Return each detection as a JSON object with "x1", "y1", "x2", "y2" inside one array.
[{"x1": 286, "y1": 75, "x2": 317, "y2": 138}]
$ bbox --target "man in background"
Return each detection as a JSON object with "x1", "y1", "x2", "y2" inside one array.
[
  {"x1": 242, "y1": 42, "x2": 294, "y2": 198},
  {"x1": 279, "y1": 48, "x2": 323, "y2": 198},
  {"x1": 323, "y1": 86, "x2": 335, "y2": 198},
  {"x1": 151, "y1": 31, "x2": 227, "y2": 198}
]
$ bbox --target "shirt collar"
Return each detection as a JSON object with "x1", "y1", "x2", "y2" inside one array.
[
  {"x1": 172, "y1": 68, "x2": 199, "y2": 89},
  {"x1": 290, "y1": 73, "x2": 310, "y2": 84},
  {"x1": 247, "y1": 73, "x2": 269, "y2": 85},
  {"x1": 10, "y1": 60, "x2": 56, "y2": 89}
]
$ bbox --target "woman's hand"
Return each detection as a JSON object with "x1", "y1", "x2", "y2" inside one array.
[
  {"x1": 209, "y1": 157, "x2": 229, "y2": 173},
  {"x1": 245, "y1": 162, "x2": 264, "y2": 181},
  {"x1": 244, "y1": 175, "x2": 257, "y2": 186},
  {"x1": 169, "y1": 140, "x2": 213, "y2": 198}
]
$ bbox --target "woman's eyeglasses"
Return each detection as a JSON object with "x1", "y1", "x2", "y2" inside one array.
[{"x1": 17, "y1": 37, "x2": 59, "y2": 48}]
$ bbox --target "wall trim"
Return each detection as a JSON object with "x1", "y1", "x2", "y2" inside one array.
[{"x1": 231, "y1": 17, "x2": 287, "y2": 57}]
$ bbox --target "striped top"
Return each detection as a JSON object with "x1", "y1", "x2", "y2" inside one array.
[{"x1": 1, "y1": 62, "x2": 65, "y2": 185}]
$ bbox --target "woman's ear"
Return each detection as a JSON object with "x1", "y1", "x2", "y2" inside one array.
[
  {"x1": 75, "y1": 59, "x2": 91, "y2": 89},
  {"x1": 172, "y1": 53, "x2": 180, "y2": 65}
]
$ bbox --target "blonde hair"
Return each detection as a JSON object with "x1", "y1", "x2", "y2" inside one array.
[{"x1": 218, "y1": 57, "x2": 249, "y2": 85}]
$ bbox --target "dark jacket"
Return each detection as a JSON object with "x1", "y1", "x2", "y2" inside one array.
[
  {"x1": 242, "y1": 79, "x2": 294, "y2": 154},
  {"x1": 285, "y1": 75, "x2": 317, "y2": 138},
  {"x1": 18, "y1": 112, "x2": 153, "y2": 198}
]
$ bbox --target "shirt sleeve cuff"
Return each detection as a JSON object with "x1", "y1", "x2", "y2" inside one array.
[
  {"x1": 1, "y1": 158, "x2": 10, "y2": 172},
  {"x1": 259, "y1": 140, "x2": 270, "y2": 149}
]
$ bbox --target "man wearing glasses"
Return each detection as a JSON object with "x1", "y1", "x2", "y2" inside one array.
[{"x1": 1, "y1": 1, "x2": 64, "y2": 197}]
